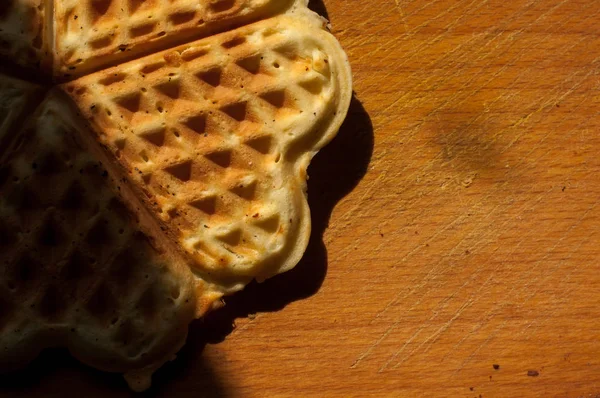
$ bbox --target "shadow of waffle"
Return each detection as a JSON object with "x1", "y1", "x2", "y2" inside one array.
[
  {"x1": 0, "y1": 346, "x2": 228, "y2": 397},
  {"x1": 308, "y1": 0, "x2": 330, "y2": 21}
]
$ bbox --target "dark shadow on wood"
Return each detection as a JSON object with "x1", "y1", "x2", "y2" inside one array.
[
  {"x1": 0, "y1": 347, "x2": 228, "y2": 397},
  {"x1": 0, "y1": 346, "x2": 228, "y2": 397},
  {"x1": 142, "y1": 322, "x2": 230, "y2": 397},
  {"x1": 308, "y1": 0, "x2": 330, "y2": 21}
]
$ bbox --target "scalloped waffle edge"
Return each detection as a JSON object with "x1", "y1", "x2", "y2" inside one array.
[{"x1": 0, "y1": 1, "x2": 351, "y2": 391}]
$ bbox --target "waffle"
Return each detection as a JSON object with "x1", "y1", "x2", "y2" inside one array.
[
  {"x1": 1, "y1": 0, "x2": 351, "y2": 391},
  {"x1": 0, "y1": 0, "x2": 51, "y2": 72},
  {"x1": 64, "y1": 12, "x2": 352, "y2": 293},
  {"x1": 0, "y1": 89, "x2": 213, "y2": 391},
  {"x1": 53, "y1": 0, "x2": 304, "y2": 78}
]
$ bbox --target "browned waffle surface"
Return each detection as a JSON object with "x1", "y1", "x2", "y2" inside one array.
[
  {"x1": 65, "y1": 14, "x2": 352, "y2": 292},
  {"x1": 0, "y1": 92, "x2": 198, "y2": 391},
  {"x1": 54, "y1": 0, "x2": 301, "y2": 78}
]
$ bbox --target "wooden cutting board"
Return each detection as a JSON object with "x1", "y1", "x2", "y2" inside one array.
[{"x1": 4, "y1": 0, "x2": 600, "y2": 396}]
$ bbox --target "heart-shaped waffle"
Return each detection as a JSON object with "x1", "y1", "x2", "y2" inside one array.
[{"x1": 0, "y1": 0, "x2": 351, "y2": 391}]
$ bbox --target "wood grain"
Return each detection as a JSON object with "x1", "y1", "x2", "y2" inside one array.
[{"x1": 3, "y1": 0, "x2": 600, "y2": 396}]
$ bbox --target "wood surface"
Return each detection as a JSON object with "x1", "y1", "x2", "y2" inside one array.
[{"x1": 3, "y1": 0, "x2": 600, "y2": 396}]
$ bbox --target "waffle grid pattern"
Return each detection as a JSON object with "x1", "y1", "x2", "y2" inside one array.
[
  {"x1": 69, "y1": 21, "x2": 334, "y2": 278},
  {"x1": 55, "y1": 0, "x2": 293, "y2": 76}
]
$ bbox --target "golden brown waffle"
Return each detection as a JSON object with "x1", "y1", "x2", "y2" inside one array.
[
  {"x1": 0, "y1": 0, "x2": 351, "y2": 391},
  {"x1": 0, "y1": 89, "x2": 208, "y2": 391},
  {"x1": 64, "y1": 12, "x2": 352, "y2": 293},
  {"x1": 0, "y1": 0, "x2": 51, "y2": 72},
  {"x1": 53, "y1": 0, "x2": 303, "y2": 78}
]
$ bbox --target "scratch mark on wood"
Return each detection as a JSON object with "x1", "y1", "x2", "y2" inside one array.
[
  {"x1": 378, "y1": 325, "x2": 426, "y2": 372},
  {"x1": 350, "y1": 321, "x2": 400, "y2": 369},
  {"x1": 393, "y1": 0, "x2": 410, "y2": 33},
  {"x1": 230, "y1": 313, "x2": 263, "y2": 336},
  {"x1": 386, "y1": 300, "x2": 472, "y2": 371}
]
